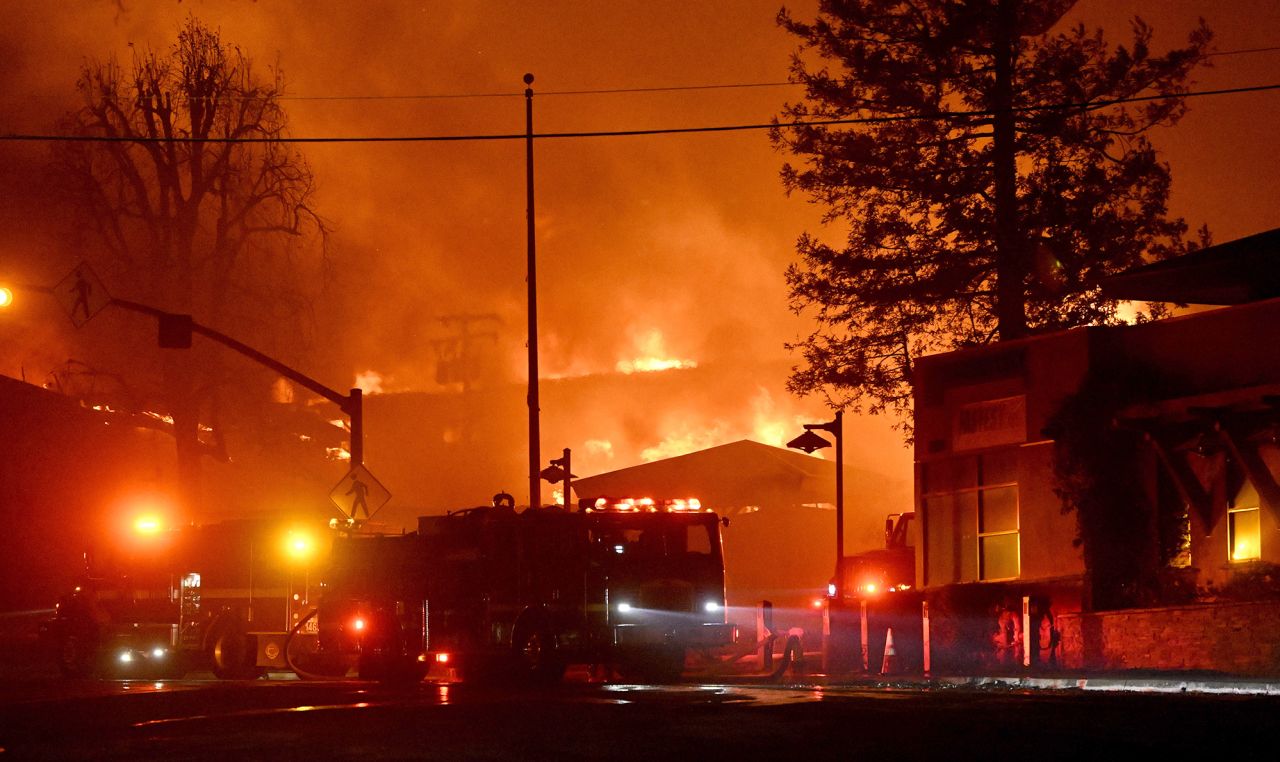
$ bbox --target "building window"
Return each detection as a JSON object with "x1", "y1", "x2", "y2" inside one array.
[
  {"x1": 923, "y1": 449, "x2": 1020, "y2": 585},
  {"x1": 1229, "y1": 478, "x2": 1261, "y2": 562},
  {"x1": 979, "y1": 485, "x2": 1020, "y2": 580}
]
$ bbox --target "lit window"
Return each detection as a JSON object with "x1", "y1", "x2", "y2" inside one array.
[
  {"x1": 1229, "y1": 479, "x2": 1261, "y2": 562},
  {"x1": 923, "y1": 450, "x2": 1020, "y2": 584},
  {"x1": 979, "y1": 485, "x2": 1020, "y2": 581}
]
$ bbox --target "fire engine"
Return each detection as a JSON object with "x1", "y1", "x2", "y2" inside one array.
[
  {"x1": 46, "y1": 516, "x2": 322, "y2": 679},
  {"x1": 310, "y1": 494, "x2": 736, "y2": 683},
  {"x1": 830, "y1": 512, "x2": 915, "y2": 602}
]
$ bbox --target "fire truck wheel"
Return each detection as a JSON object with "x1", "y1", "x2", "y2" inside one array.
[
  {"x1": 514, "y1": 627, "x2": 565, "y2": 683},
  {"x1": 57, "y1": 632, "x2": 97, "y2": 678},
  {"x1": 207, "y1": 619, "x2": 260, "y2": 680}
]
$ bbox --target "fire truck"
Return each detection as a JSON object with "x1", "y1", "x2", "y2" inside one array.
[
  {"x1": 46, "y1": 517, "x2": 322, "y2": 679},
  {"x1": 831, "y1": 512, "x2": 916, "y2": 602},
  {"x1": 311, "y1": 494, "x2": 737, "y2": 683}
]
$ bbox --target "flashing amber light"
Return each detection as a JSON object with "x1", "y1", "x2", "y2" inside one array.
[
  {"x1": 351, "y1": 617, "x2": 366, "y2": 632},
  {"x1": 862, "y1": 583, "x2": 879, "y2": 595},
  {"x1": 0, "y1": 287, "x2": 12, "y2": 308},
  {"x1": 813, "y1": 598, "x2": 825, "y2": 608},
  {"x1": 284, "y1": 530, "x2": 316, "y2": 562},
  {"x1": 133, "y1": 515, "x2": 164, "y2": 535},
  {"x1": 434, "y1": 653, "x2": 450, "y2": 664}
]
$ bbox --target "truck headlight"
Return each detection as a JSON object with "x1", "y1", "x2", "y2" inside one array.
[
  {"x1": 703, "y1": 601, "x2": 722, "y2": 614},
  {"x1": 617, "y1": 602, "x2": 633, "y2": 614}
]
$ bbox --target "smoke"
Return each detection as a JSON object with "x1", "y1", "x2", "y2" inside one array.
[{"x1": 3, "y1": 0, "x2": 1278, "y2": 531}]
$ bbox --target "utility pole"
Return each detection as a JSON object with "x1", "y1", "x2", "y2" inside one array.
[{"x1": 525, "y1": 72, "x2": 542, "y2": 509}]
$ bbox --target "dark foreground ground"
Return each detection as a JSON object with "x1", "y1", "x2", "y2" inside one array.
[{"x1": 4, "y1": 610, "x2": 1279, "y2": 760}]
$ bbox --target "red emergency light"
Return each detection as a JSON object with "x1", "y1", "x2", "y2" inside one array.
[{"x1": 587, "y1": 497, "x2": 706, "y2": 513}]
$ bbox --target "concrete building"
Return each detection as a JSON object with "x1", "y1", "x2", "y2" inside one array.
[{"x1": 913, "y1": 228, "x2": 1280, "y2": 674}]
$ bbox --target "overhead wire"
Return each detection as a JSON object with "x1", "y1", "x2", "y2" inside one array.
[
  {"x1": 271, "y1": 44, "x2": 1280, "y2": 101},
  {"x1": 3, "y1": 82, "x2": 1278, "y2": 145}
]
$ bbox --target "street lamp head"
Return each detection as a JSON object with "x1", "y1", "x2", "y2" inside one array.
[
  {"x1": 787, "y1": 429, "x2": 831, "y2": 454},
  {"x1": 0, "y1": 287, "x2": 12, "y2": 308}
]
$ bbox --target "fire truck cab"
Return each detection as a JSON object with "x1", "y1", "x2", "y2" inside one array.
[{"x1": 314, "y1": 495, "x2": 736, "y2": 683}]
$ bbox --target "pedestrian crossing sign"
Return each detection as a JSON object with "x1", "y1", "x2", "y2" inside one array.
[{"x1": 330, "y1": 464, "x2": 391, "y2": 521}]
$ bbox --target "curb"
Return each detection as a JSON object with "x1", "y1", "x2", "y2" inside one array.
[{"x1": 772, "y1": 673, "x2": 1280, "y2": 696}]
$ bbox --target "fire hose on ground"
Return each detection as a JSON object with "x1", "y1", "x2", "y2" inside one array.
[{"x1": 284, "y1": 607, "x2": 346, "y2": 681}]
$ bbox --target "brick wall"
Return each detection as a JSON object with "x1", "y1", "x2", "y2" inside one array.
[{"x1": 1056, "y1": 600, "x2": 1280, "y2": 676}]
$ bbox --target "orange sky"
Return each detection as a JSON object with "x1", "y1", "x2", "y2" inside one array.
[{"x1": 1, "y1": 0, "x2": 1278, "y2": 504}]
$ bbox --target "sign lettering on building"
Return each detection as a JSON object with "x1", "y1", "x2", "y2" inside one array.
[{"x1": 953, "y1": 395, "x2": 1026, "y2": 451}]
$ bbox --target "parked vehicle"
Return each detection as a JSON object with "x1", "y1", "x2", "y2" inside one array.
[{"x1": 312, "y1": 494, "x2": 736, "y2": 683}]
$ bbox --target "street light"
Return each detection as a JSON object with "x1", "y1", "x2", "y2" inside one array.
[
  {"x1": 540, "y1": 448, "x2": 576, "y2": 508},
  {"x1": 0, "y1": 287, "x2": 13, "y2": 308},
  {"x1": 787, "y1": 410, "x2": 845, "y2": 598}
]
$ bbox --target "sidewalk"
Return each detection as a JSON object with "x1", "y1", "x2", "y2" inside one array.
[
  {"x1": 697, "y1": 646, "x2": 1280, "y2": 695},
  {"x1": 727, "y1": 669, "x2": 1280, "y2": 695}
]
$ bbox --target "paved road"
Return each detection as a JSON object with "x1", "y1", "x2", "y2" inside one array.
[{"x1": 2, "y1": 675, "x2": 1278, "y2": 760}]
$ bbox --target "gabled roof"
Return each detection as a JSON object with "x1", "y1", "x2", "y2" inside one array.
[
  {"x1": 574, "y1": 439, "x2": 844, "y2": 510},
  {"x1": 1102, "y1": 228, "x2": 1280, "y2": 305}
]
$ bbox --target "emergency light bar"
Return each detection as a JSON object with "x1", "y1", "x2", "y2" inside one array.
[{"x1": 586, "y1": 497, "x2": 706, "y2": 513}]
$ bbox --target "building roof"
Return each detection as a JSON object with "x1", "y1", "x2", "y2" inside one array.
[
  {"x1": 1102, "y1": 227, "x2": 1280, "y2": 305},
  {"x1": 573, "y1": 439, "x2": 841, "y2": 511}
]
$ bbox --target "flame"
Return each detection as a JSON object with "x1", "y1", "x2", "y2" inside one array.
[
  {"x1": 1115, "y1": 300, "x2": 1140, "y2": 325},
  {"x1": 616, "y1": 329, "x2": 696, "y2": 374},
  {"x1": 326, "y1": 446, "x2": 351, "y2": 462},
  {"x1": 355, "y1": 370, "x2": 387, "y2": 394},
  {"x1": 584, "y1": 439, "x2": 614, "y2": 459},
  {"x1": 552, "y1": 488, "x2": 564, "y2": 506},
  {"x1": 143, "y1": 411, "x2": 175, "y2": 425},
  {"x1": 638, "y1": 387, "x2": 817, "y2": 461},
  {"x1": 641, "y1": 426, "x2": 727, "y2": 462},
  {"x1": 272, "y1": 377, "x2": 295, "y2": 403}
]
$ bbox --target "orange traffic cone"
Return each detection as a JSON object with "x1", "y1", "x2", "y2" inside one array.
[{"x1": 880, "y1": 628, "x2": 899, "y2": 675}]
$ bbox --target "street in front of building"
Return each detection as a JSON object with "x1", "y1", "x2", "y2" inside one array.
[{"x1": 2, "y1": 674, "x2": 1278, "y2": 759}]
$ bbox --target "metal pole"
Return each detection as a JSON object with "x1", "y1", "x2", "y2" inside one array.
[
  {"x1": 1022, "y1": 596, "x2": 1031, "y2": 668},
  {"x1": 524, "y1": 72, "x2": 541, "y2": 510},
  {"x1": 562, "y1": 447, "x2": 572, "y2": 508},
  {"x1": 860, "y1": 598, "x2": 869, "y2": 673},
  {"x1": 349, "y1": 388, "x2": 363, "y2": 467},
  {"x1": 834, "y1": 409, "x2": 844, "y2": 589},
  {"x1": 922, "y1": 600, "x2": 931, "y2": 675},
  {"x1": 821, "y1": 599, "x2": 830, "y2": 675}
]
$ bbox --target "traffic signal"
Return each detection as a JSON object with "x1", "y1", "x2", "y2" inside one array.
[{"x1": 158, "y1": 312, "x2": 193, "y2": 348}]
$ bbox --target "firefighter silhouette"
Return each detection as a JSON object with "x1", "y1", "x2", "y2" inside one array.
[
  {"x1": 70, "y1": 269, "x2": 92, "y2": 321},
  {"x1": 346, "y1": 477, "x2": 371, "y2": 519}
]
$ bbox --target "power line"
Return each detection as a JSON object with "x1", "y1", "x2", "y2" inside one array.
[
  {"x1": 275, "y1": 45, "x2": 1280, "y2": 101},
  {"x1": 21, "y1": 46, "x2": 1274, "y2": 104},
  {"x1": 4, "y1": 82, "x2": 1278, "y2": 145},
  {"x1": 278, "y1": 81, "x2": 796, "y2": 101}
]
